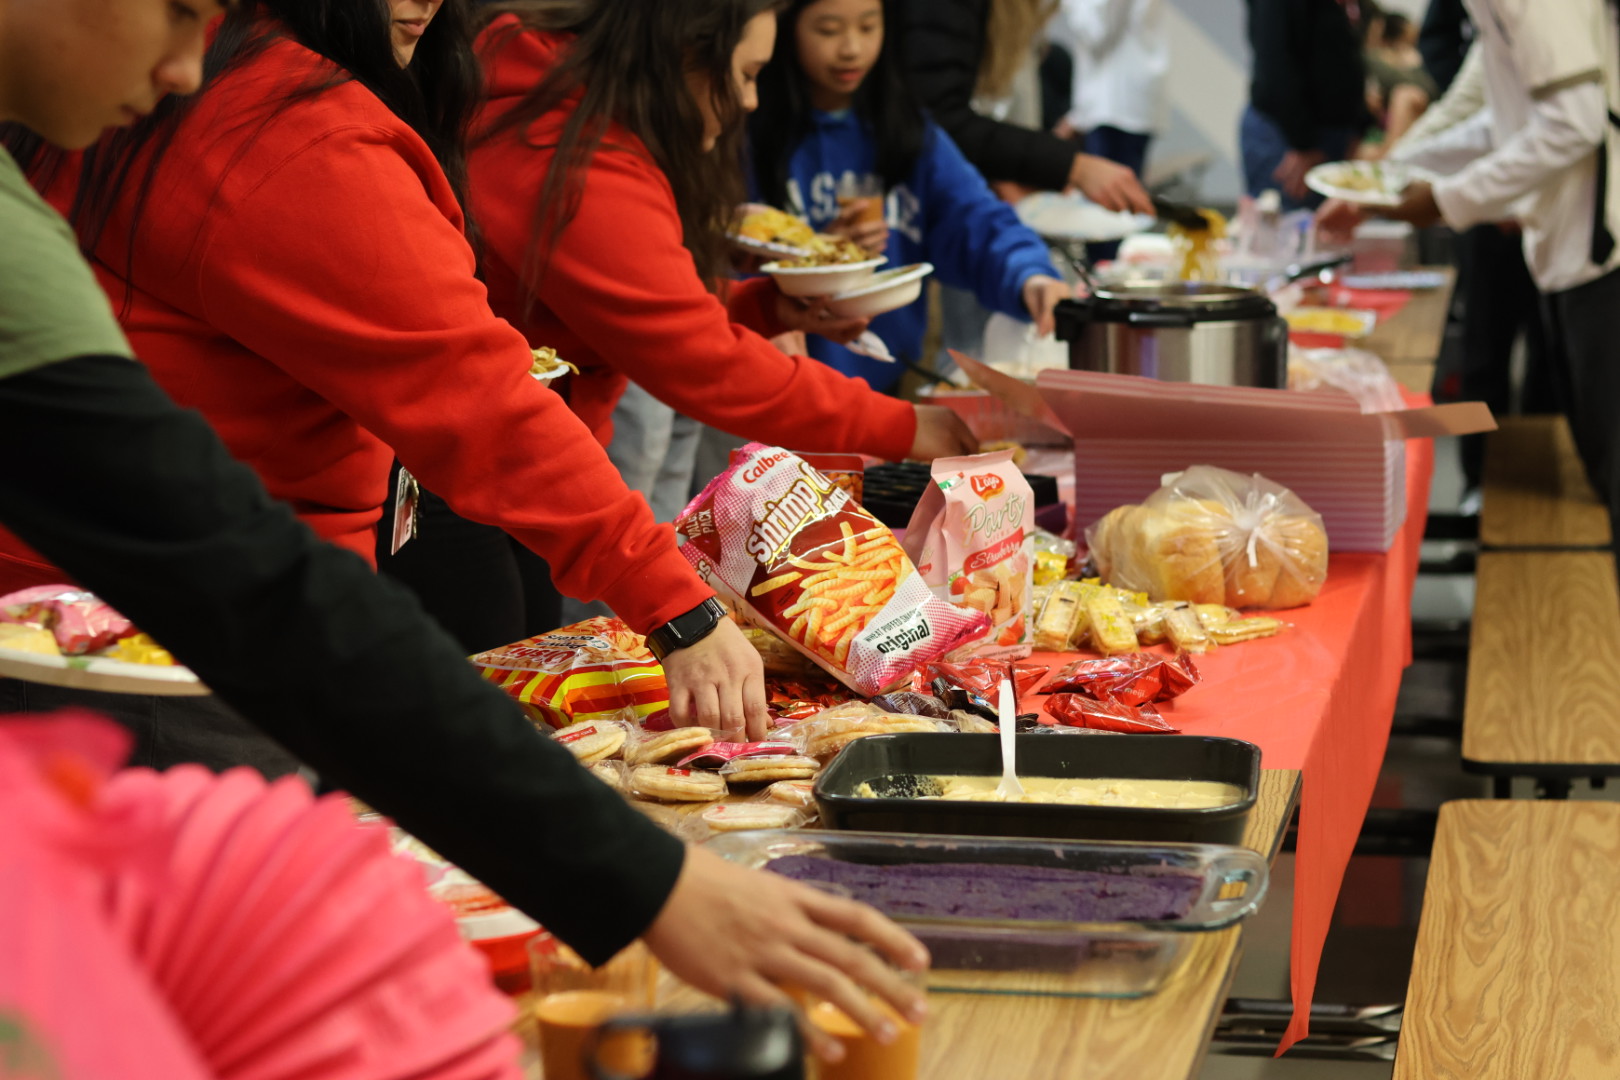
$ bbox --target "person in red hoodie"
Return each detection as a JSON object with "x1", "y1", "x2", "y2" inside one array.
[
  {"x1": 0, "y1": 0, "x2": 776, "y2": 766},
  {"x1": 465, "y1": 0, "x2": 977, "y2": 526}
]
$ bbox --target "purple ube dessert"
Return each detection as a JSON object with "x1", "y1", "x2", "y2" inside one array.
[{"x1": 768, "y1": 856, "x2": 1201, "y2": 922}]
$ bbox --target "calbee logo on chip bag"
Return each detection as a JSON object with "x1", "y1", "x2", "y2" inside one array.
[{"x1": 970, "y1": 474, "x2": 1005, "y2": 501}]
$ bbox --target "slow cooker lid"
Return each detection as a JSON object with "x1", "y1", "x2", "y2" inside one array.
[{"x1": 1086, "y1": 280, "x2": 1277, "y2": 321}]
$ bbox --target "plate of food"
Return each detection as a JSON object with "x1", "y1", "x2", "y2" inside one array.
[
  {"x1": 0, "y1": 586, "x2": 207, "y2": 695},
  {"x1": 730, "y1": 204, "x2": 816, "y2": 260},
  {"x1": 1014, "y1": 192, "x2": 1155, "y2": 243},
  {"x1": 1304, "y1": 160, "x2": 1431, "y2": 206}
]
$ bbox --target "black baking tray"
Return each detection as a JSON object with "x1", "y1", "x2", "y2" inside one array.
[
  {"x1": 862, "y1": 461, "x2": 1060, "y2": 529},
  {"x1": 813, "y1": 733, "x2": 1261, "y2": 845}
]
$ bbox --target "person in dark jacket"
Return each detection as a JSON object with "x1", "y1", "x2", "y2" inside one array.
[
  {"x1": 1242, "y1": 0, "x2": 1369, "y2": 209},
  {"x1": 895, "y1": 0, "x2": 1151, "y2": 211}
]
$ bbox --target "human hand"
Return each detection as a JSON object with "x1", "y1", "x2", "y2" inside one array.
[
  {"x1": 768, "y1": 330, "x2": 808, "y2": 355},
  {"x1": 1386, "y1": 179, "x2": 1441, "y2": 228},
  {"x1": 1067, "y1": 153, "x2": 1153, "y2": 214},
  {"x1": 990, "y1": 179, "x2": 1040, "y2": 206},
  {"x1": 1313, "y1": 197, "x2": 1367, "y2": 245},
  {"x1": 773, "y1": 293, "x2": 872, "y2": 346},
  {"x1": 642, "y1": 845, "x2": 930, "y2": 1063},
  {"x1": 826, "y1": 198, "x2": 890, "y2": 255},
  {"x1": 1052, "y1": 116, "x2": 1079, "y2": 141},
  {"x1": 1273, "y1": 148, "x2": 1327, "y2": 201},
  {"x1": 660, "y1": 618, "x2": 769, "y2": 739},
  {"x1": 1021, "y1": 274, "x2": 1073, "y2": 336},
  {"x1": 908, "y1": 404, "x2": 978, "y2": 461}
]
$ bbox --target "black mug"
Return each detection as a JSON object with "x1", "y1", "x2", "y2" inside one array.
[{"x1": 586, "y1": 1003, "x2": 804, "y2": 1080}]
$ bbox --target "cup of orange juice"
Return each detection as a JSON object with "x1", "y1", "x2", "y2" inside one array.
[
  {"x1": 531, "y1": 939, "x2": 658, "y2": 1080},
  {"x1": 836, "y1": 194, "x2": 885, "y2": 227},
  {"x1": 806, "y1": 995, "x2": 921, "y2": 1080}
]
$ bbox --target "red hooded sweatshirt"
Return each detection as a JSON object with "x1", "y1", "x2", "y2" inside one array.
[
  {"x1": 0, "y1": 32, "x2": 710, "y2": 634},
  {"x1": 469, "y1": 18, "x2": 917, "y2": 457}
]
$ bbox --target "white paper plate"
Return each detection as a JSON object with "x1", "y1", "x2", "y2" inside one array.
[
  {"x1": 826, "y1": 262, "x2": 934, "y2": 318},
  {"x1": 762, "y1": 257, "x2": 887, "y2": 299},
  {"x1": 1305, "y1": 161, "x2": 1432, "y2": 207},
  {"x1": 0, "y1": 645, "x2": 208, "y2": 696},
  {"x1": 1015, "y1": 193, "x2": 1156, "y2": 242}
]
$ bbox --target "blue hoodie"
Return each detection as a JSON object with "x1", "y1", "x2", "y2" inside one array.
[{"x1": 759, "y1": 109, "x2": 1061, "y2": 392}]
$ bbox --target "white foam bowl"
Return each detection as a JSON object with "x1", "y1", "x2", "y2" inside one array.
[
  {"x1": 762, "y1": 256, "x2": 887, "y2": 298},
  {"x1": 825, "y1": 262, "x2": 934, "y2": 318}
]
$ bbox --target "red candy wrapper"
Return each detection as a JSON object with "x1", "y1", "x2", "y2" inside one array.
[
  {"x1": 0, "y1": 586, "x2": 134, "y2": 655},
  {"x1": 1040, "y1": 652, "x2": 1200, "y2": 708},
  {"x1": 914, "y1": 659, "x2": 1048, "y2": 701},
  {"x1": 676, "y1": 740, "x2": 801, "y2": 769},
  {"x1": 1047, "y1": 693, "x2": 1179, "y2": 734}
]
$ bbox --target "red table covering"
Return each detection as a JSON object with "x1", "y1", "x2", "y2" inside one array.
[{"x1": 1022, "y1": 435, "x2": 1434, "y2": 1054}]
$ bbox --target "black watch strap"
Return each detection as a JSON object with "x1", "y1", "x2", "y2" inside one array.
[{"x1": 646, "y1": 598, "x2": 727, "y2": 660}]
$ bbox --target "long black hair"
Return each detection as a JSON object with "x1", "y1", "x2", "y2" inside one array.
[
  {"x1": 3, "y1": 0, "x2": 481, "y2": 257},
  {"x1": 474, "y1": 0, "x2": 784, "y2": 294},
  {"x1": 748, "y1": 0, "x2": 927, "y2": 213}
]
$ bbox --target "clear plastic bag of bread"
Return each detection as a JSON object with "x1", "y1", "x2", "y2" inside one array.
[
  {"x1": 1287, "y1": 345, "x2": 1406, "y2": 413},
  {"x1": 1086, "y1": 466, "x2": 1329, "y2": 610}
]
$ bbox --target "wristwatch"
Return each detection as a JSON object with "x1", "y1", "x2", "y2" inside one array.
[{"x1": 646, "y1": 598, "x2": 727, "y2": 661}]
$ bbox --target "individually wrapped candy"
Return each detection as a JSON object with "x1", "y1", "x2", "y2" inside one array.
[
  {"x1": 1041, "y1": 653, "x2": 1200, "y2": 708},
  {"x1": 1047, "y1": 693, "x2": 1179, "y2": 734},
  {"x1": 471, "y1": 617, "x2": 668, "y2": 729},
  {"x1": 1086, "y1": 466, "x2": 1329, "y2": 610},
  {"x1": 869, "y1": 690, "x2": 950, "y2": 719},
  {"x1": 0, "y1": 585, "x2": 134, "y2": 655},
  {"x1": 913, "y1": 658, "x2": 1048, "y2": 701}
]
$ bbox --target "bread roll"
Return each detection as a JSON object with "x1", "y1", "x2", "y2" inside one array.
[{"x1": 1088, "y1": 495, "x2": 1327, "y2": 609}]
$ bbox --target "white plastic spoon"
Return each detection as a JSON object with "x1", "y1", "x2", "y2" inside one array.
[{"x1": 995, "y1": 677, "x2": 1025, "y2": 799}]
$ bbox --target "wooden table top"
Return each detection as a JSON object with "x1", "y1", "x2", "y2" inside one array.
[
  {"x1": 1480, "y1": 415, "x2": 1612, "y2": 549},
  {"x1": 1394, "y1": 800, "x2": 1620, "y2": 1080},
  {"x1": 1464, "y1": 552, "x2": 1620, "y2": 774},
  {"x1": 1360, "y1": 266, "x2": 1455, "y2": 369},
  {"x1": 602, "y1": 770, "x2": 1300, "y2": 1080}
]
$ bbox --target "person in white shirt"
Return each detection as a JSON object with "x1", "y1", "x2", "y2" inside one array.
[
  {"x1": 1321, "y1": 0, "x2": 1620, "y2": 531},
  {"x1": 1050, "y1": 0, "x2": 1167, "y2": 179},
  {"x1": 1381, "y1": 43, "x2": 1556, "y2": 497},
  {"x1": 1049, "y1": 0, "x2": 1166, "y2": 259}
]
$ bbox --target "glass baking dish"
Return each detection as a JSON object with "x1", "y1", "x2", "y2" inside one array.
[{"x1": 706, "y1": 829, "x2": 1268, "y2": 999}]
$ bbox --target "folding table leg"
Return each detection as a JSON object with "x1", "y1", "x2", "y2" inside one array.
[{"x1": 1493, "y1": 775, "x2": 1513, "y2": 798}]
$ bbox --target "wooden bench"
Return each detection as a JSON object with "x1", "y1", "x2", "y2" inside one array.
[
  {"x1": 1463, "y1": 551, "x2": 1620, "y2": 797},
  {"x1": 1480, "y1": 415, "x2": 1611, "y2": 550},
  {"x1": 1394, "y1": 800, "x2": 1620, "y2": 1080}
]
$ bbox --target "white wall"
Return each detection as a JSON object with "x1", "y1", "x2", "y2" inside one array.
[{"x1": 1152, "y1": 0, "x2": 1250, "y2": 206}]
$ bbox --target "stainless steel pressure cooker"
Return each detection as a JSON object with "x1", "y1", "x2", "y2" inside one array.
[{"x1": 1054, "y1": 281, "x2": 1288, "y2": 389}]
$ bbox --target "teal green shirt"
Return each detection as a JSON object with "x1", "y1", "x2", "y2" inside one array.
[{"x1": 0, "y1": 147, "x2": 133, "y2": 377}]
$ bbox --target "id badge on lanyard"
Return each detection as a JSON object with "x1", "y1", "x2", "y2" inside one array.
[{"x1": 390, "y1": 466, "x2": 421, "y2": 555}]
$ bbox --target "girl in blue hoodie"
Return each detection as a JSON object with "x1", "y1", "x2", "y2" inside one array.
[{"x1": 749, "y1": 0, "x2": 1070, "y2": 392}]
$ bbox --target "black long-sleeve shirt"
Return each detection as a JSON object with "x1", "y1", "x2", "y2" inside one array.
[
  {"x1": 0, "y1": 355, "x2": 683, "y2": 965},
  {"x1": 1247, "y1": 0, "x2": 1369, "y2": 151},
  {"x1": 896, "y1": 0, "x2": 1076, "y2": 190}
]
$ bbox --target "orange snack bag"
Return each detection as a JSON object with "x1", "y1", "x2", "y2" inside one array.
[{"x1": 470, "y1": 617, "x2": 668, "y2": 730}]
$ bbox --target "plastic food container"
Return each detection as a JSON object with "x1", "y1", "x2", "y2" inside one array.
[
  {"x1": 825, "y1": 262, "x2": 934, "y2": 317},
  {"x1": 761, "y1": 257, "x2": 886, "y2": 298},
  {"x1": 813, "y1": 733, "x2": 1261, "y2": 845},
  {"x1": 707, "y1": 829, "x2": 1268, "y2": 998}
]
